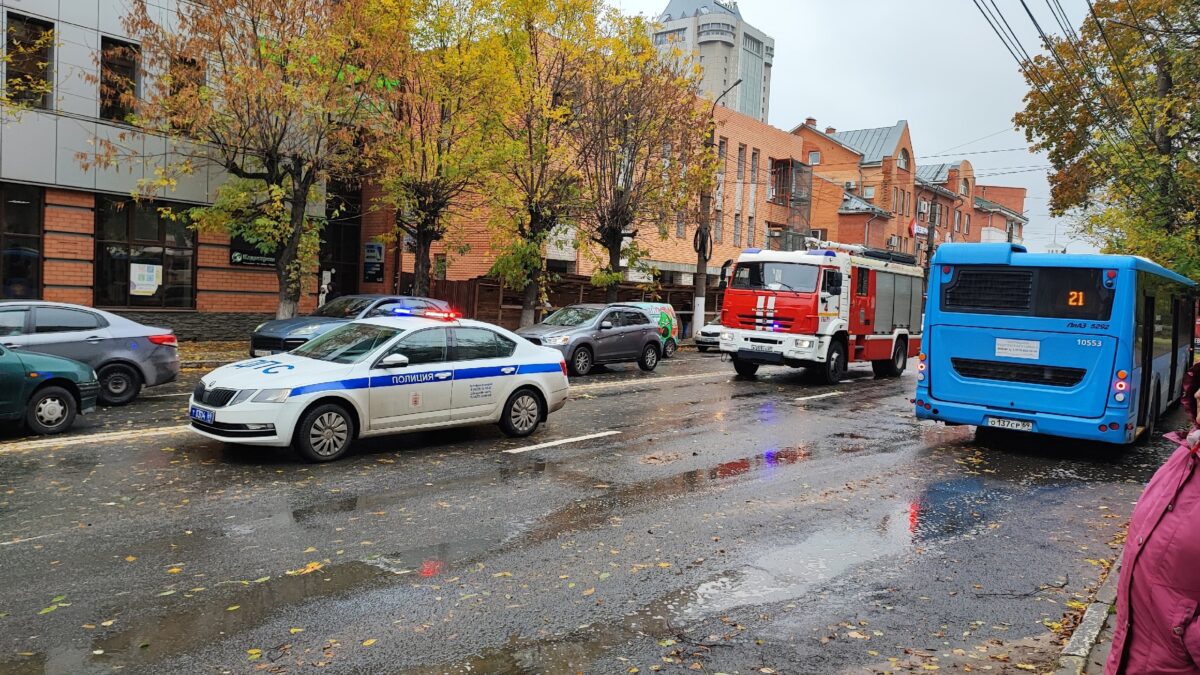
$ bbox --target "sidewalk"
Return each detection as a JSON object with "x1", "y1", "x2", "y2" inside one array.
[
  {"x1": 1057, "y1": 557, "x2": 1120, "y2": 675},
  {"x1": 179, "y1": 340, "x2": 245, "y2": 369}
]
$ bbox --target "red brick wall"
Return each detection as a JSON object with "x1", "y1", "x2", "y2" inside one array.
[{"x1": 41, "y1": 189, "x2": 95, "y2": 305}]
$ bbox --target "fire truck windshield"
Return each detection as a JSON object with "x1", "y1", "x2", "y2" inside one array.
[{"x1": 731, "y1": 262, "x2": 819, "y2": 293}]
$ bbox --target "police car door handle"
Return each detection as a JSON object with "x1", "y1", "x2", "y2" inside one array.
[{"x1": 501, "y1": 367, "x2": 516, "y2": 374}]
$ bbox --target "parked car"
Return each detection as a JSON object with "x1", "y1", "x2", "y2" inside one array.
[
  {"x1": 0, "y1": 343, "x2": 99, "y2": 434},
  {"x1": 696, "y1": 316, "x2": 722, "y2": 352},
  {"x1": 0, "y1": 301, "x2": 179, "y2": 405},
  {"x1": 619, "y1": 302, "x2": 681, "y2": 357},
  {"x1": 250, "y1": 294, "x2": 453, "y2": 357},
  {"x1": 190, "y1": 315, "x2": 569, "y2": 462},
  {"x1": 517, "y1": 303, "x2": 663, "y2": 376}
]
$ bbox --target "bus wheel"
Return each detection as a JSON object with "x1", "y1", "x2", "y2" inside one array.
[
  {"x1": 733, "y1": 359, "x2": 759, "y2": 377},
  {"x1": 815, "y1": 340, "x2": 847, "y2": 385},
  {"x1": 872, "y1": 339, "x2": 907, "y2": 378}
]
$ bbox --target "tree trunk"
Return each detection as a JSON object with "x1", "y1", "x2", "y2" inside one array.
[
  {"x1": 274, "y1": 188, "x2": 311, "y2": 319},
  {"x1": 692, "y1": 191, "x2": 712, "y2": 337},
  {"x1": 606, "y1": 241, "x2": 621, "y2": 303},
  {"x1": 411, "y1": 233, "x2": 433, "y2": 297},
  {"x1": 520, "y1": 274, "x2": 539, "y2": 328}
]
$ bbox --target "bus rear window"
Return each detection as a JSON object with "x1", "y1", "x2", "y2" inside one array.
[{"x1": 941, "y1": 267, "x2": 1114, "y2": 320}]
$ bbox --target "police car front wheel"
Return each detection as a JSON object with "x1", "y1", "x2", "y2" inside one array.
[
  {"x1": 295, "y1": 403, "x2": 356, "y2": 462},
  {"x1": 500, "y1": 388, "x2": 544, "y2": 438}
]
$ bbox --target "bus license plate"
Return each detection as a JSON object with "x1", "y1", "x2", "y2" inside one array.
[
  {"x1": 986, "y1": 417, "x2": 1032, "y2": 432},
  {"x1": 189, "y1": 406, "x2": 214, "y2": 424}
]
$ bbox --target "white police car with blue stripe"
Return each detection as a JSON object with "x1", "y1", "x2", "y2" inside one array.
[{"x1": 188, "y1": 316, "x2": 569, "y2": 461}]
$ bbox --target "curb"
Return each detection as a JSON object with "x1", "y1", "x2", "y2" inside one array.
[{"x1": 1056, "y1": 557, "x2": 1121, "y2": 675}]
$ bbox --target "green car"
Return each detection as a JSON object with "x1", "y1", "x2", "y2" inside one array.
[{"x1": 0, "y1": 344, "x2": 99, "y2": 435}]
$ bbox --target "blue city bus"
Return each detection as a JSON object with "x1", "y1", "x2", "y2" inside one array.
[{"x1": 914, "y1": 243, "x2": 1196, "y2": 444}]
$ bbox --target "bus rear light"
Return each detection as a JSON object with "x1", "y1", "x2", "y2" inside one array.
[
  {"x1": 917, "y1": 373, "x2": 925, "y2": 382},
  {"x1": 1115, "y1": 380, "x2": 1128, "y2": 391},
  {"x1": 924, "y1": 403, "x2": 932, "y2": 411},
  {"x1": 941, "y1": 266, "x2": 951, "y2": 274},
  {"x1": 1098, "y1": 425, "x2": 1107, "y2": 432},
  {"x1": 1106, "y1": 270, "x2": 1117, "y2": 279},
  {"x1": 1109, "y1": 422, "x2": 1120, "y2": 430},
  {"x1": 1115, "y1": 392, "x2": 1126, "y2": 403},
  {"x1": 1116, "y1": 370, "x2": 1128, "y2": 380},
  {"x1": 916, "y1": 399, "x2": 924, "y2": 407},
  {"x1": 917, "y1": 362, "x2": 926, "y2": 372},
  {"x1": 918, "y1": 353, "x2": 927, "y2": 361}
]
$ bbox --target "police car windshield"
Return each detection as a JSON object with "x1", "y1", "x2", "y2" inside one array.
[
  {"x1": 731, "y1": 262, "x2": 819, "y2": 293},
  {"x1": 543, "y1": 307, "x2": 601, "y2": 326},
  {"x1": 291, "y1": 324, "x2": 403, "y2": 364},
  {"x1": 312, "y1": 296, "x2": 374, "y2": 318}
]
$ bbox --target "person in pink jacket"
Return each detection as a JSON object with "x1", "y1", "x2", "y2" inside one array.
[{"x1": 1107, "y1": 362, "x2": 1200, "y2": 674}]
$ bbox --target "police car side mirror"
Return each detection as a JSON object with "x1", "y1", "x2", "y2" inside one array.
[
  {"x1": 599, "y1": 321, "x2": 613, "y2": 330},
  {"x1": 379, "y1": 353, "x2": 409, "y2": 369}
]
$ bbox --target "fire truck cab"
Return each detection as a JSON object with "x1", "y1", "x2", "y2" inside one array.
[{"x1": 718, "y1": 246, "x2": 925, "y2": 383}]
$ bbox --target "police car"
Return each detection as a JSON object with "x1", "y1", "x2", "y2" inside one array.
[{"x1": 188, "y1": 315, "x2": 569, "y2": 462}]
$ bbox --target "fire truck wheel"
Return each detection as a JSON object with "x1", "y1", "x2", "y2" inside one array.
[
  {"x1": 732, "y1": 359, "x2": 759, "y2": 377},
  {"x1": 815, "y1": 340, "x2": 847, "y2": 384},
  {"x1": 638, "y1": 343, "x2": 660, "y2": 371},
  {"x1": 871, "y1": 339, "x2": 907, "y2": 378}
]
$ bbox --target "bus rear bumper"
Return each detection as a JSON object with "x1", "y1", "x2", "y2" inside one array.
[{"x1": 914, "y1": 399, "x2": 1136, "y2": 444}]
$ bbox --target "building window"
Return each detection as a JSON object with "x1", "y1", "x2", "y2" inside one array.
[
  {"x1": 1, "y1": 183, "x2": 42, "y2": 299},
  {"x1": 5, "y1": 13, "x2": 53, "y2": 110},
  {"x1": 733, "y1": 213, "x2": 742, "y2": 247},
  {"x1": 897, "y1": 148, "x2": 910, "y2": 170},
  {"x1": 717, "y1": 137, "x2": 727, "y2": 168},
  {"x1": 95, "y1": 196, "x2": 195, "y2": 308},
  {"x1": 954, "y1": 210, "x2": 961, "y2": 231},
  {"x1": 747, "y1": 215, "x2": 755, "y2": 247},
  {"x1": 750, "y1": 149, "x2": 759, "y2": 181},
  {"x1": 893, "y1": 187, "x2": 899, "y2": 213},
  {"x1": 675, "y1": 212, "x2": 685, "y2": 239},
  {"x1": 964, "y1": 214, "x2": 971, "y2": 234},
  {"x1": 807, "y1": 151, "x2": 820, "y2": 166},
  {"x1": 863, "y1": 186, "x2": 875, "y2": 200},
  {"x1": 960, "y1": 178, "x2": 969, "y2": 195},
  {"x1": 736, "y1": 145, "x2": 746, "y2": 180},
  {"x1": 714, "y1": 210, "x2": 723, "y2": 243},
  {"x1": 101, "y1": 37, "x2": 139, "y2": 123}
]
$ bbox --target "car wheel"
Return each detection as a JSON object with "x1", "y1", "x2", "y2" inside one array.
[
  {"x1": 98, "y1": 363, "x2": 142, "y2": 406},
  {"x1": 663, "y1": 339, "x2": 678, "y2": 358},
  {"x1": 26, "y1": 386, "x2": 77, "y2": 435},
  {"x1": 814, "y1": 340, "x2": 847, "y2": 385},
  {"x1": 569, "y1": 346, "x2": 594, "y2": 376},
  {"x1": 697, "y1": 346, "x2": 709, "y2": 353},
  {"x1": 733, "y1": 358, "x2": 759, "y2": 377},
  {"x1": 500, "y1": 388, "x2": 544, "y2": 438},
  {"x1": 294, "y1": 403, "x2": 355, "y2": 462},
  {"x1": 871, "y1": 339, "x2": 907, "y2": 378},
  {"x1": 638, "y1": 343, "x2": 660, "y2": 371}
]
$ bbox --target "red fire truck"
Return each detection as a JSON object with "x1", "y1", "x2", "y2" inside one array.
[{"x1": 718, "y1": 245, "x2": 925, "y2": 383}]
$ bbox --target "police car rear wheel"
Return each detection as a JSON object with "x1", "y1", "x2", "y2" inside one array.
[
  {"x1": 500, "y1": 389, "x2": 543, "y2": 437},
  {"x1": 295, "y1": 403, "x2": 355, "y2": 462}
]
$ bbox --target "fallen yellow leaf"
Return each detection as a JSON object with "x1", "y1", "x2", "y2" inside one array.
[
  {"x1": 304, "y1": 547, "x2": 317, "y2": 553},
  {"x1": 583, "y1": 587, "x2": 595, "y2": 596},
  {"x1": 1015, "y1": 665, "x2": 1037, "y2": 672},
  {"x1": 226, "y1": 605, "x2": 240, "y2": 612},
  {"x1": 657, "y1": 562, "x2": 671, "y2": 568},
  {"x1": 362, "y1": 639, "x2": 377, "y2": 646},
  {"x1": 285, "y1": 561, "x2": 324, "y2": 576},
  {"x1": 124, "y1": 555, "x2": 137, "y2": 562},
  {"x1": 290, "y1": 627, "x2": 305, "y2": 634},
  {"x1": 167, "y1": 567, "x2": 182, "y2": 574},
  {"x1": 100, "y1": 620, "x2": 115, "y2": 627}
]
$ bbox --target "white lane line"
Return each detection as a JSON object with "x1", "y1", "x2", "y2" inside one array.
[
  {"x1": 0, "y1": 534, "x2": 52, "y2": 546},
  {"x1": 572, "y1": 371, "x2": 727, "y2": 392},
  {"x1": 0, "y1": 425, "x2": 192, "y2": 453},
  {"x1": 794, "y1": 391, "x2": 844, "y2": 402},
  {"x1": 503, "y1": 431, "x2": 621, "y2": 454},
  {"x1": 139, "y1": 392, "x2": 192, "y2": 399}
]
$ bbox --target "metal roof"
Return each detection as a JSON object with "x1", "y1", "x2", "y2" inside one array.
[
  {"x1": 974, "y1": 196, "x2": 1028, "y2": 223},
  {"x1": 831, "y1": 121, "x2": 907, "y2": 165},
  {"x1": 659, "y1": 0, "x2": 742, "y2": 21},
  {"x1": 915, "y1": 162, "x2": 960, "y2": 184},
  {"x1": 839, "y1": 192, "x2": 889, "y2": 216}
]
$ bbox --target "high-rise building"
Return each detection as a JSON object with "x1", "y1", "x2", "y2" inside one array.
[{"x1": 652, "y1": 0, "x2": 774, "y2": 122}]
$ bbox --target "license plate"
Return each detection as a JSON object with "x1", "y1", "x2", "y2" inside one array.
[
  {"x1": 189, "y1": 406, "x2": 214, "y2": 424},
  {"x1": 986, "y1": 417, "x2": 1033, "y2": 432},
  {"x1": 253, "y1": 349, "x2": 272, "y2": 357},
  {"x1": 747, "y1": 344, "x2": 778, "y2": 352}
]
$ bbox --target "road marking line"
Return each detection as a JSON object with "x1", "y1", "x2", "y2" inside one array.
[
  {"x1": 0, "y1": 425, "x2": 192, "y2": 453},
  {"x1": 0, "y1": 534, "x2": 52, "y2": 546},
  {"x1": 139, "y1": 392, "x2": 192, "y2": 399},
  {"x1": 503, "y1": 431, "x2": 621, "y2": 454},
  {"x1": 572, "y1": 371, "x2": 727, "y2": 392},
  {"x1": 794, "y1": 391, "x2": 844, "y2": 402}
]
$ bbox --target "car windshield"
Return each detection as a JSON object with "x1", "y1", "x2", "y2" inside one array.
[
  {"x1": 543, "y1": 307, "x2": 600, "y2": 326},
  {"x1": 291, "y1": 324, "x2": 402, "y2": 364},
  {"x1": 312, "y1": 296, "x2": 375, "y2": 318},
  {"x1": 731, "y1": 262, "x2": 820, "y2": 293}
]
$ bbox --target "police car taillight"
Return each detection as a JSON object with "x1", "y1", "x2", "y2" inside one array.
[
  {"x1": 425, "y1": 310, "x2": 461, "y2": 320},
  {"x1": 559, "y1": 360, "x2": 568, "y2": 376}
]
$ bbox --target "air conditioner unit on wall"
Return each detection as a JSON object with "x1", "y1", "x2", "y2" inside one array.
[
  {"x1": 844, "y1": 181, "x2": 857, "y2": 191},
  {"x1": 918, "y1": 200, "x2": 930, "y2": 214}
]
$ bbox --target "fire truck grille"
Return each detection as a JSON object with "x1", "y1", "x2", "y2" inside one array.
[
  {"x1": 735, "y1": 314, "x2": 794, "y2": 331},
  {"x1": 951, "y1": 358, "x2": 1085, "y2": 388},
  {"x1": 943, "y1": 269, "x2": 1033, "y2": 312}
]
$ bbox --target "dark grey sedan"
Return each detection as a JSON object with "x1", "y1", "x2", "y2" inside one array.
[
  {"x1": 249, "y1": 294, "x2": 452, "y2": 356},
  {"x1": 0, "y1": 301, "x2": 180, "y2": 405}
]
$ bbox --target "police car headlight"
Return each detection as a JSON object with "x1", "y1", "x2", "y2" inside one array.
[
  {"x1": 543, "y1": 335, "x2": 571, "y2": 346},
  {"x1": 252, "y1": 388, "x2": 291, "y2": 403},
  {"x1": 229, "y1": 389, "x2": 255, "y2": 405},
  {"x1": 720, "y1": 332, "x2": 734, "y2": 342},
  {"x1": 795, "y1": 339, "x2": 814, "y2": 349}
]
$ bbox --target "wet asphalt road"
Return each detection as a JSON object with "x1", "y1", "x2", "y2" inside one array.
[{"x1": 0, "y1": 352, "x2": 1182, "y2": 674}]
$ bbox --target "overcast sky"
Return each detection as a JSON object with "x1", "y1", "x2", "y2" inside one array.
[{"x1": 610, "y1": 0, "x2": 1097, "y2": 253}]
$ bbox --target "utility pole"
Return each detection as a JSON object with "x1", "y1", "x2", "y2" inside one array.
[
  {"x1": 923, "y1": 197, "x2": 936, "y2": 286},
  {"x1": 692, "y1": 78, "x2": 741, "y2": 339}
]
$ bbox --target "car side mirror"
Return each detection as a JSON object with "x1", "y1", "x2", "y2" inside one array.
[
  {"x1": 378, "y1": 353, "x2": 409, "y2": 369},
  {"x1": 599, "y1": 321, "x2": 613, "y2": 330}
]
